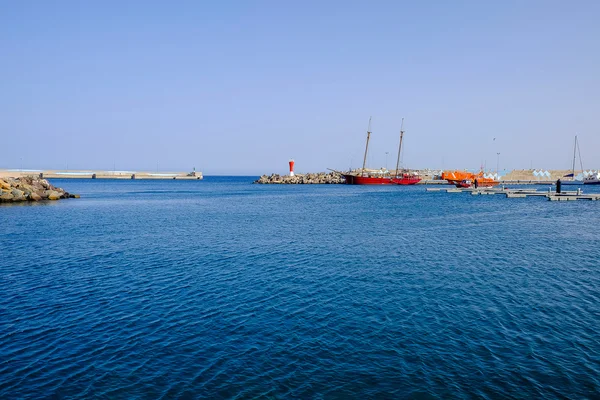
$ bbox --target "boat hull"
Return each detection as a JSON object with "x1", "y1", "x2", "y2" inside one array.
[
  {"x1": 342, "y1": 174, "x2": 421, "y2": 185},
  {"x1": 584, "y1": 179, "x2": 600, "y2": 185},
  {"x1": 392, "y1": 177, "x2": 421, "y2": 185},
  {"x1": 342, "y1": 175, "x2": 394, "y2": 185},
  {"x1": 442, "y1": 171, "x2": 499, "y2": 188}
]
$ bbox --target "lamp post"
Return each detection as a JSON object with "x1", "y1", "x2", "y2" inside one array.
[
  {"x1": 496, "y1": 152, "x2": 500, "y2": 176},
  {"x1": 385, "y1": 152, "x2": 389, "y2": 170}
]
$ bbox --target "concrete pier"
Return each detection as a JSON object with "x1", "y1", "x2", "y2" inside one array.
[
  {"x1": 0, "y1": 169, "x2": 203, "y2": 180},
  {"x1": 427, "y1": 187, "x2": 600, "y2": 201}
]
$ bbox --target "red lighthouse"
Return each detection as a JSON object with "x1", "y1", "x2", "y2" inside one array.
[{"x1": 289, "y1": 159, "x2": 295, "y2": 176}]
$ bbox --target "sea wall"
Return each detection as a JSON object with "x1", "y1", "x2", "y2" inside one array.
[
  {"x1": 0, "y1": 176, "x2": 79, "y2": 203},
  {"x1": 0, "y1": 169, "x2": 203, "y2": 180},
  {"x1": 254, "y1": 172, "x2": 344, "y2": 184}
]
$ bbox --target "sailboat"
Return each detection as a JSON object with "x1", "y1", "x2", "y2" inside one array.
[
  {"x1": 561, "y1": 135, "x2": 584, "y2": 185},
  {"x1": 340, "y1": 118, "x2": 421, "y2": 185},
  {"x1": 563, "y1": 135, "x2": 600, "y2": 185}
]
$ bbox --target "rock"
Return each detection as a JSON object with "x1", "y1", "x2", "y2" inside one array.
[
  {"x1": 29, "y1": 192, "x2": 42, "y2": 201},
  {"x1": 0, "y1": 179, "x2": 10, "y2": 191},
  {"x1": 0, "y1": 193, "x2": 13, "y2": 202},
  {"x1": 11, "y1": 189, "x2": 24, "y2": 198},
  {"x1": 69, "y1": 194, "x2": 81, "y2": 198},
  {"x1": 48, "y1": 191, "x2": 61, "y2": 200},
  {"x1": 18, "y1": 183, "x2": 34, "y2": 193}
]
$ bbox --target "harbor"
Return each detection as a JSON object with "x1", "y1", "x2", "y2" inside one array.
[{"x1": 255, "y1": 168, "x2": 598, "y2": 185}]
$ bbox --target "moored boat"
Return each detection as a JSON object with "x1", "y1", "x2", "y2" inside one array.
[
  {"x1": 441, "y1": 170, "x2": 499, "y2": 188},
  {"x1": 584, "y1": 171, "x2": 600, "y2": 185},
  {"x1": 341, "y1": 171, "x2": 421, "y2": 185},
  {"x1": 340, "y1": 118, "x2": 421, "y2": 185}
]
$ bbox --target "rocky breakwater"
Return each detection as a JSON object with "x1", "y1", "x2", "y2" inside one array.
[
  {"x1": 0, "y1": 176, "x2": 80, "y2": 203},
  {"x1": 254, "y1": 171, "x2": 345, "y2": 184}
]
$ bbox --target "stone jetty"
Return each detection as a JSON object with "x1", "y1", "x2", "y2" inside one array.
[
  {"x1": 0, "y1": 169, "x2": 203, "y2": 180},
  {"x1": 254, "y1": 171, "x2": 345, "y2": 184},
  {"x1": 0, "y1": 176, "x2": 79, "y2": 203}
]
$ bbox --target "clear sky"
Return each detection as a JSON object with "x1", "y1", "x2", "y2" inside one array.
[{"x1": 2, "y1": 1, "x2": 599, "y2": 175}]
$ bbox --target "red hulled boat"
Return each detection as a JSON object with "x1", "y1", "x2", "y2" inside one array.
[
  {"x1": 341, "y1": 173, "x2": 421, "y2": 185},
  {"x1": 339, "y1": 118, "x2": 421, "y2": 185}
]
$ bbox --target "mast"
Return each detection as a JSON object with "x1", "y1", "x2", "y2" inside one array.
[
  {"x1": 395, "y1": 118, "x2": 405, "y2": 179},
  {"x1": 361, "y1": 117, "x2": 372, "y2": 177},
  {"x1": 576, "y1": 135, "x2": 584, "y2": 176},
  {"x1": 572, "y1": 135, "x2": 577, "y2": 180}
]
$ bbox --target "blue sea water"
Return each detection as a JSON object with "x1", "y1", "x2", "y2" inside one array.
[{"x1": 1, "y1": 177, "x2": 599, "y2": 399}]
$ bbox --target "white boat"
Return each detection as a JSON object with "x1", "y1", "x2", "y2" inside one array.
[{"x1": 584, "y1": 171, "x2": 600, "y2": 185}]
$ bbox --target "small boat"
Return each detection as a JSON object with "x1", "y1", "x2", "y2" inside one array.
[
  {"x1": 340, "y1": 118, "x2": 421, "y2": 185},
  {"x1": 456, "y1": 179, "x2": 472, "y2": 188},
  {"x1": 584, "y1": 171, "x2": 600, "y2": 185}
]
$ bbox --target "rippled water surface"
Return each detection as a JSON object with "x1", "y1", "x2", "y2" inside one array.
[{"x1": 1, "y1": 177, "x2": 599, "y2": 399}]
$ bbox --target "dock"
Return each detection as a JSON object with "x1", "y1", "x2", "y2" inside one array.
[
  {"x1": 0, "y1": 169, "x2": 203, "y2": 180},
  {"x1": 426, "y1": 187, "x2": 600, "y2": 201}
]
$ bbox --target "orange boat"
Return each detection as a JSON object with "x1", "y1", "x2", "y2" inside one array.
[{"x1": 441, "y1": 170, "x2": 499, "y2": 188}]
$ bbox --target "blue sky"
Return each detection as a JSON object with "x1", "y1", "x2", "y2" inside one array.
[{"x1": 1, "y1": 1, "x2": 599, "y2": 175}]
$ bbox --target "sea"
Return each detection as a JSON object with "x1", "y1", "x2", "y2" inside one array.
[{"x1": 1, "y1": 177, "x2": 599, "y2": 399}]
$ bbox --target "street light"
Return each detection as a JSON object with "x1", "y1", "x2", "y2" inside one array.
[
  {"x1": 385, "y1": 152, "x2": 389, "y2": 170},
  {"x1": 496, "y1": 152, "x2": 500, "y2": 175}
]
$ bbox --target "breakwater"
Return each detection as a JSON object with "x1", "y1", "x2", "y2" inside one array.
[
  {"x1": 0, "y1": 176, "x2": 79, "y2": 202},
  {"x1": 254, "y1": 171, "x2": 344, "y2": 184},
  {"x1": 0, "y1": 169, "x2": 203, "y2": 180}
]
